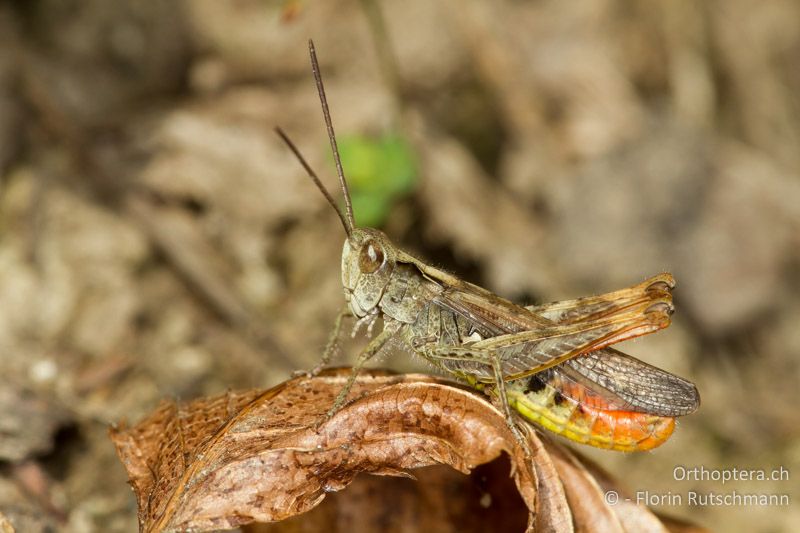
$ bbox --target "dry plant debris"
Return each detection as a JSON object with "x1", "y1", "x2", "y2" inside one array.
[
  {"x1": 111, "y1": 370, "x2": 704, "y2": 532},
  {"x1": 0, "y1": 384, "x2": 66, "y2": 462}
]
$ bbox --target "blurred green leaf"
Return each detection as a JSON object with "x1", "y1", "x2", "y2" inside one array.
[
  {"x1": 350, "y1": 191, "x2": 392, "y2": 229},
  {"x1": 335, "y1": 133, "x2": 417, "y2": 227}
]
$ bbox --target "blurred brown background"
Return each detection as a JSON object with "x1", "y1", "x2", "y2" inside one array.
[{"x1": 0, "y1": 0, "x2": 798, "y2": 531}]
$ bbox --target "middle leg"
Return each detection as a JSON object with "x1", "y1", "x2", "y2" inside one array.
[{"x1": 316, "y1": 320, "x2": 399, "y2": 429}]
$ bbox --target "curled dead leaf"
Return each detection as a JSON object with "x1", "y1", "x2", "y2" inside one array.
[{"x1": 111, "y1": 369, "x2": 707, "y2": 532}]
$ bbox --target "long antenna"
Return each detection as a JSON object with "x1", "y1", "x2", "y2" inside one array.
[
  {"x1": 275, "y1": 127, "x2": 352, "y2": 236},
  {"x1": 308, "y1": 39, "x2": 356, "y2": 231}
]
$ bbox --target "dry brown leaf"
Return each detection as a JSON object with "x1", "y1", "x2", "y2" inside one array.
[
  {"x1": 543, "y1": 446, "x2": 712, "y2": 533},
  {"x1": 111, "y1": 369, "x2": 702, "y2": 532},
  {"x1": 242, "y1": 458, "x2": 530, "y2": 533}
]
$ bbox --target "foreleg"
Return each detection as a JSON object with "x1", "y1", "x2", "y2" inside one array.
[{"x1": 295, "y1": 306, "x2": 351, "y2": 378}]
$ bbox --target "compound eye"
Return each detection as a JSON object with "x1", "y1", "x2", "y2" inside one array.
[{"x1": 358, "y1": 240, "x2": 385, "y2": 273}]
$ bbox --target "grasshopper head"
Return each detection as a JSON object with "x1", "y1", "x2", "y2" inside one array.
[
  {"x1": 341, "y1": 228, "x2": 396, "y2": 317},
  {"x1": 277, "y1": 42, "x2": 400, "y2": 318}
]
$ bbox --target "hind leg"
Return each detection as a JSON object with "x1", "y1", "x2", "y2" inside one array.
[{"x1": 420, "y1": 345, "x2": 532, "y2": 456}]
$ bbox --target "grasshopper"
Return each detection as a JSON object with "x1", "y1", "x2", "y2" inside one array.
[{"x1": 276, "y1": 40, "x2": 699, "y2": 451}]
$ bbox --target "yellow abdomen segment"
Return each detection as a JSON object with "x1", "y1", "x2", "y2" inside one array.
[{"x1": 506, "y1": 384, "x2": 675, "y2": 452}]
